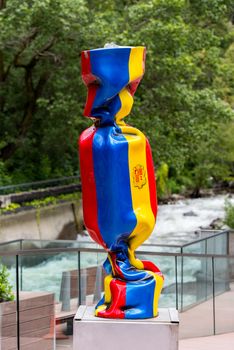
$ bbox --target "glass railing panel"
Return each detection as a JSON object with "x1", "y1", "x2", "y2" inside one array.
[
  {"x1": 80, "y1": 251, "x2": 106, "y2": 307},
  {"x1": 179, "y1": 256, "x2": 214, "y2": 338},
  {"x1": 137, "y1": 253, "x2": 177, "y2": 309},
  {"x1": 20, "y1": 239, "x2": 103, "y2": 252},
  {"x1": 181, "y1": 230, "x2": 229, "y2": 255},
  {"x1": 214, "y1": 257, "x2": 234, "y2": 335},
  {"x1": 0, "y1": 240, "x2": 22, "y2": 252},
  {"x1": 19, "y1": 288, "x2": 55, "y2": 350},
  {"x1": 18, "y1": 251, "x2": 82, "y2": 348},
  {"x1": 182, "y1": 240, "x2": 206, "y2": 254},
  {"x1": 181, "y1": 256, "x2": 214, "y2": 310},
  {"x1": 0, "y1": 255, "x2": 17, "y2": 350},
  {"x1": 21, "y1": 239, "x2": 78, "y2": 250},
  {"x1": 206, "y1": 234, "x2": 227, "y2": 255}
]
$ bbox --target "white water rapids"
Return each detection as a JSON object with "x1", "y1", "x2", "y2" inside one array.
[{"x1": 151, "y1": 194, "x2": 233, "y2": 244}]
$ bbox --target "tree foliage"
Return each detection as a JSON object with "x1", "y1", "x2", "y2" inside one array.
[{"x1": 0, "y1": 0, "x2": 234, "y2": 193}]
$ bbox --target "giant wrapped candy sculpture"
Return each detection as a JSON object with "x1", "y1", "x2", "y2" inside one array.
[{"x1": 79, "y1": 45, "x2": 164, "y2": 319}]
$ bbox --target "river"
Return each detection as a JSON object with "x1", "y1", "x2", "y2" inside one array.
[{"x1": 8, "y1": 194, "x2": 234, "y2": 306}]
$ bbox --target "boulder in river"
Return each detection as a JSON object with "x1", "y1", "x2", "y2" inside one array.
[{"x1": 183, "y1": 211, "x2": 198, "y2": 217}]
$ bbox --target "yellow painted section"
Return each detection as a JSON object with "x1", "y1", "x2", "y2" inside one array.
[
  {"x1": 103, "y1": 274, "x2": 112, "y2": 303},
  {"x1": 120, "y1": 125, "x2": 155, "y2": 259},
  {"x1": 95, "y1": 274, "x2": 113, "y2": 316},
  {"x1": 95, "y1": 304, "x2": 107, "y2": 316},
  {"x1": 107, "y1": 254, "x2": 115, "y2": 275},
  {"x1": 147, "y1": 271, "x2": 164, "y2": 316},
  {"x1": 115, "y1": 47, "x2": 145, "y2": 125},
  {"x1": 115, "y1": 88, "x2": 133, "y2": 125},
  {"x1": 128, "y1": 248, "x2": 144, "y2": 270},
  {"x1": 129, "y1": 47, "x2": 145, "y2": 81}
]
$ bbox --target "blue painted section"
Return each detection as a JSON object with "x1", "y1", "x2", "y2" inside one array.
[
  {"x1": 95, "y1": 296, "x2": 105, "y2": 309},
  {"x1": 89, "y1": 48, "x2": 131, "y2": 123},
  {"x1": 103, "y1": 257, "x2": 112, "y2": 275},
  {"x1": 115, "y1": 249, "x2": 151, "y2": 281},
  {"x1": 125, "y1": 277, "x2": 156, "y2": 319},
  {"x1": 92, "y1": 125, "x2": 137, "y2": 249}
]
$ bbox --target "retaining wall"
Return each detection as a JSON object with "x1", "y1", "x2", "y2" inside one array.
[{"x1": 0, "y1": 201, "x2": 83, "y2": 243}]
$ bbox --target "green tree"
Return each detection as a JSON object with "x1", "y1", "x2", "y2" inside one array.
[
  {"x1": 113, "y1": 0, "x2": 234, "y2": 194},
  {"x1": 0, "y1": 0, "x2": 90, "y2": 181},
  {"x1": 0, "y1": 0, "x2": 234, "y2": 190}
]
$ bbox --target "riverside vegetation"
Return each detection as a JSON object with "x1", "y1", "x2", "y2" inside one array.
[
  {"x1": 224, "y1": 200, "x2": 234, "y2": 229},
  {"x1": 0, "y1": 0, "x2": 234, "y2": 199}
]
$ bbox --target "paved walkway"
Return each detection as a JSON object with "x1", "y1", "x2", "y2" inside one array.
[
  {"x1": 180, "y1": 332, "x2": 234, "y2": 350},
  {"x1": 57, "y1": 333, "x2": 234, "y2": 350},
  {"x1": 179, "y1": 283, "x2": 234, "y2": 338}
]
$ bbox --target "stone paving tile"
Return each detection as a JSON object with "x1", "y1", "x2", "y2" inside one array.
[
  {"x1": 179, "y1": 332, "x2": 234, "y2": 350},
  {"x1": 55, "y1": 333, "x2": 234, "y2": 350}
]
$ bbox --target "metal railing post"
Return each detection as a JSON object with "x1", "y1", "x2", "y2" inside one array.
[
  {"x1": 212, "y1": 256, "x2": 216, "y2": 335},
  {"x1": 205, "y1": 239, "x2": 208, "y2": 300},
  {"x1": 180, "y1": 247, "x2": 183, "y2": 311},
  {"x1": 16, "y1": 255, "x2": 20, "y2": 350},
  {"x1": 80, "y1": 269, "x2": 87, "y2": 305},
  {"x1": 78, "y1": 251, "x2": 81, "y2": 306},
  {"x1": 19, "y1": 240, "x2": 23, "y2": 291},
  {"x1": 175, "y1": 255, "x2": 178, "y2": 310},
  {"x1": 227, "y1": 231, "x2": 230, "y2": 255}
]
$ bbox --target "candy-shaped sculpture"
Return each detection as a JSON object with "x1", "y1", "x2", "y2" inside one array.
[{"x1": 79, "y1": 45, "x2": 164, "y2": 319}]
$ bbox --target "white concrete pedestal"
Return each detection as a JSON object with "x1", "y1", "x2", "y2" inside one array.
[{"x1": 73, "y1": 306, "x2": 179, "y2": 350}]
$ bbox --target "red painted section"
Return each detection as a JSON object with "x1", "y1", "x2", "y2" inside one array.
[
  {"x1": 128, "y1": 78, "x2": 141, "y2": 96},
  {"x1": 81, "y1": 51, "x2": 98, "y2": 117},
  {"x1": 142, "y1": 260, "x2": 164, "y2": 279},
  {"x1": 146, "y1": 138, "x2": 157, "y2": 219},
  {"x1": 143, "y1": 47, "x2": 146, "y2": 72},
  {"x1": 79, "y1": 126, "x2": 106, "y2": 248},
  {"x1": 109, "y1": 252, "x2": 125, "y2": 280},
  {"x1": 97, "y1": 279, "x2": 126, "y2": 319},
  {"x1": 83, "y1": 83, "x2": 98, "y2": 116}
]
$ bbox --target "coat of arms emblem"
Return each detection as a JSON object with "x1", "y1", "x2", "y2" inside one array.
[{"x1": 132, "y1": 164, "x2": 147, "y2": 189}]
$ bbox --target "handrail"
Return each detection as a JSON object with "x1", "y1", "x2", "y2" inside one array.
[
  {"x1": 0, "y1": 239, "x2": 24, "y2": 246},
  {"x1": 140, "y1": 229, "x2": 229, "y2": 248},
  {"x1": 0, "y1": 228, "x2": 229, "y2": 249},
  {"x1": 180, "y1": 229, "x2": 229, "y2": 248},
  {"x1": 0, "y1": 175, "x2": 80, "y2": 193},
  {"x1": 0, "y1": 245, "x2": 233, "y2": 258}
]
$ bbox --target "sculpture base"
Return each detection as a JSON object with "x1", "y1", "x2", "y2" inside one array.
[{"x1": 73, "y1": 306, "x2": 179, "y2": 350}]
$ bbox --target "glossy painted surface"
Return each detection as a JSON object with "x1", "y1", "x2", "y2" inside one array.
[{"x1": 79, "y1": 46, "x2": 164, "y2": 319}]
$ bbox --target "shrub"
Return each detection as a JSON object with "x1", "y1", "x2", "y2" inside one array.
[
  {"x1": 224, "y1": 200, "x2": 234, "y2": 229},
  {"x1": 0, "y1": 264, "x2": 14, "y2": 303},
  {"x1": 156, "y1": 163, "x2": 169, "y2": 199}
]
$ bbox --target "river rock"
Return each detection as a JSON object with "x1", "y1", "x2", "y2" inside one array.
[
  {"x1": 200, "y1": 217, "x2": 228, "y2": 230},
  {"x1": 183, "y1": 211, "x2": 198, "y2": 217}
]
